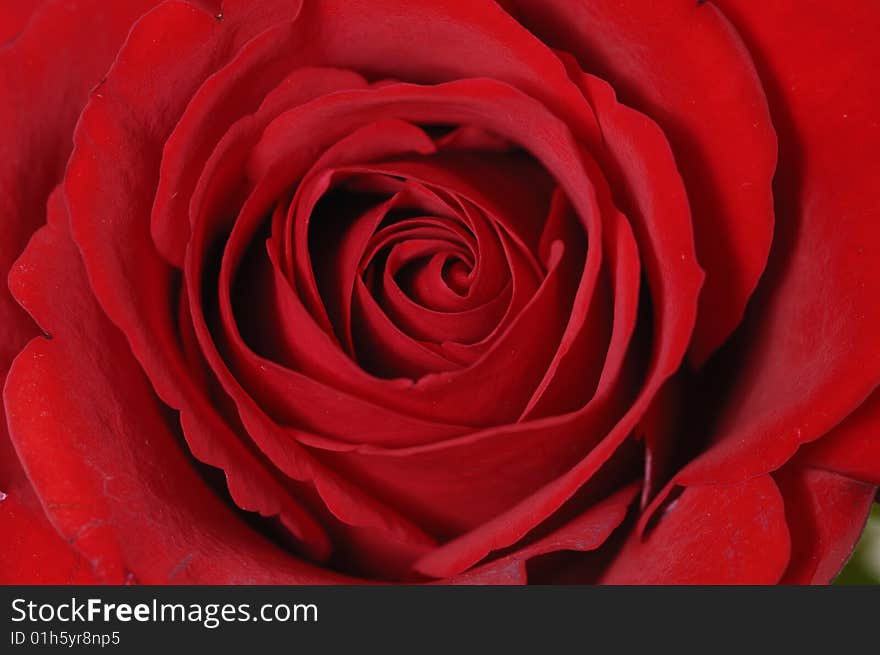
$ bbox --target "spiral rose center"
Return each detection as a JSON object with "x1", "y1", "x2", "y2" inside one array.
[{"x1": 229, "y1": 122, "x2": 573, "y2": 382}]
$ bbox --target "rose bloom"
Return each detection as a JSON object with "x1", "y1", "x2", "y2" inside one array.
[{"x1": 0, "y1": 0, "x2": 878, "y2": 585}]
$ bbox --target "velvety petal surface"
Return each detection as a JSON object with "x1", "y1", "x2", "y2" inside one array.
[
  {"x1": 497, "y1": 0, "x2": 776, "y2": 364},
  {"x1": 600, "y1": 475, "x2": 790, "y2": 584},
  {"x1": 677, "y1": 0, "x2": 880, "y2": 485},
  {"x1": 5, "y1": 194, "x2": 346, "y2": 583},
  {"x1": 0, "y1": 0, "x2": 161, "y2": 582},
  {"x1": 774, "y1": 466, "x2": 876, "y2": 584}
]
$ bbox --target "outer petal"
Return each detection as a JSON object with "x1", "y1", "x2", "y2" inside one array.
[
  {"x1": 4, "y1": 196, "x2": 345, "y2": 584},
  {"x1": 0, "y1": 0, "x2": 160, "y2": 584},
  {"x1": 791, "y1": 388, "x2": 880, "y2": 486},
  {"x1": 678, "y1": 0, "x2": 880, "y2": 485},
  {"x1": 0, "y1": 416, "x2": 96, "y2": 583},
  {"x1": 63, "y1": 1, "x2": 348, "y2": 559},
  {"x1": 774, "y1": 466, "x2": 876, "y2": 584},
  {"x1": 0, "y1": 0, "x2": 160, "y2": 370},
  {"x1": 497, "y1": 0, "x2": 776, "y2": 363},
  {"x1": 600, "y1": 475, "x2": 790, "y2": 584},
  {"x1": 450, "y1": 482, "x2": 640, "y2": 585}
]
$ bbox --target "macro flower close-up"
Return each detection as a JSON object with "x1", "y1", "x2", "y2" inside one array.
[{"x1": 1, "y1": 0, "x2": 878, "y2": 585}]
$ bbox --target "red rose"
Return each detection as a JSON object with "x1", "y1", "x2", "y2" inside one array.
[{"x1": 1, "y1": 0, "x2": 878, "y2": 584}]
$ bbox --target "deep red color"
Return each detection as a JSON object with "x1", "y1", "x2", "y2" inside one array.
[{"x1": 1, "y1": 0, "x2": 878, "y2": 584}]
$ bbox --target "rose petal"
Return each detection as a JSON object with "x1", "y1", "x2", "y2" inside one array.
[
  {"x1": 774, "y1": 466, "x2": 877, "y2": 584},
  {"x1": 452, "y1": 482, "x2": 640, "y2": 585},
  {"x1": 0, "y1": 0, "x2": 162, "y2": 584},
  {"x1": 498, "y1": 0, "x2": 776, "y2": 363},
  {"x1": 0, "y1": 413, "x2": 96, "y2": 583},
  {"x1": 790, "y1": 388, "x2": 880, "y2": 486},
  {"x1": 0, "y1": 0, "x2": 159, "y2": 373},
  {"x1": 600, "y1": 475, "x2": 790, "y2": 584},
  {"x1": 677, "y1": 0, "x2": 880, "y2": 485},
  {"x1": 5, "y1": 197, "x2": 343, "y2": 583}
]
